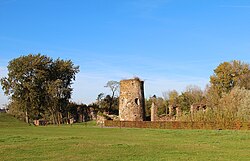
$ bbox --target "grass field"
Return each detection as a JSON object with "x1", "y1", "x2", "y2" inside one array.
[{"x1": 0, "y1": 113, "x2": 250, "y2": 161}]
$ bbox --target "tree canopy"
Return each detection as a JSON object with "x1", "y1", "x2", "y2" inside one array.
[
  {"x1": 210, "y1": 60, "x2": 250, "y2": 96},
  {"x1": 1, "y1": 54, "x2": 79, "y2": 124}
]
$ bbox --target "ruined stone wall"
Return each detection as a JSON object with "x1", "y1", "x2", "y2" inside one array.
[
  {"x1": 119, "y1": 78, "x2": 145, "y2": 121},
  {"x1": 190, "y1": 103, "x2": 207, "y2": 114},
  {"x1": 151, "y1": 99, "x2": 158, "y2": 121}
]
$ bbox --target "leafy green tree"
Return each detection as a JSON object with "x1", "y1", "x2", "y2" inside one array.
[
  {"x1": 98, "y1": 94, "x2": 119, "y2": 115},
  {"x1": 210, "y1": 60, "x2": 249, "y2": 96},
  {"x1": 1, "y1": 54, "x2": 79, "y2": 124},
  {"x1": 1, "y1": 54, "x2": 52, "y2": 123},
  {"x1": 45, "y1": 58, "x2": 79, "y2": 124},
  {"x1": 207, "y1": 60, "x2": 250, "y2": 109}
]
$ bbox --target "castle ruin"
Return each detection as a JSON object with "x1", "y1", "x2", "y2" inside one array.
[
  {"x1": 190, "y1": 103, "x2": 207, "y2": 114},
  {"x1": 119, "y1": 78, "x2": 146, "y2": 121},
  {"x1": 150, "y1": 96, "x2": 158, "y2": 121}
]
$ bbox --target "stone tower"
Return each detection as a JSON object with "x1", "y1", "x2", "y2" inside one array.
[{"x1": 119, "y1": 78, "x2": 145, "y2": 121}]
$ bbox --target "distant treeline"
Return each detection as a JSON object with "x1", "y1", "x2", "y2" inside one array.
[{"x1": 1, "y1": 54, "x2": 250, "y2": 124}]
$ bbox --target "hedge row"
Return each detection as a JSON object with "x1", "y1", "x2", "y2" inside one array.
[{"x1": 104, "y1": 120, "x2": 250, "y2": 130}]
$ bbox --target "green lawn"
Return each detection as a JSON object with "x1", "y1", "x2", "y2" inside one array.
[{"x1": 0, "y1": 113, "x2": 250, "y2": 161}]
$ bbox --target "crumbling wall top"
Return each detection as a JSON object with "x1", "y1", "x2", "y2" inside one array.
[{"x1": 120, "y1": 77, "x2": 143, "y2": 83}]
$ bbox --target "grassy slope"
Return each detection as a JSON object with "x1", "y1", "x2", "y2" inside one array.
[
  {"x1": 0, "y1": 113, "x2": 250, "y2": 161},
  {"x1": 0, "y1": 113, "x2": 28, "y2": 127}
]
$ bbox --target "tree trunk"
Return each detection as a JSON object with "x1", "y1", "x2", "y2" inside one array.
[
  {"x1": 52, "y1": 112, "x2": 56, "y2": 124},
  {"x1": 25, "y1": 110, "x2": 29, "y2": 123},
  {"x1": 57, "y1": 112, "x2": 62, "y2": 125}
]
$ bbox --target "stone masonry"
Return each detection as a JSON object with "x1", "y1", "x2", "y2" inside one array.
[
  {"x1": 151, "y1": 97, "x2": 158, "y2": 121},
  {"x1": 119, "y1": 78, "x2": 146, "y2": 121}
]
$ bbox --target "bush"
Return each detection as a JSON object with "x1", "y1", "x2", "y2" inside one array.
[{"x1": 181, "y1": 87, "x2": 250, "y2": 124}]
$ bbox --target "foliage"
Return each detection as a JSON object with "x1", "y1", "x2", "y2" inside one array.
[
  {"x1": 66, "y1": 102, "x2": 95, "y2": 122},
  {"x1": 163, "y1": 86, "x2": 204, "y2": 114},
  {"x1": 210, "y1": 60, "x2": 250, "y2": 96},
  {"x1": 104, "y1": 80, "x2": 119, "y2": 114},
  {"x1": 178, "y1": 85, "x2": 205, "y2": 112},
  {"x1": 145, "y1": 95, "x2": 167, "y2": 117},
  {"x1": 219, "y1": 86, "x2": 250, "y2": 121},
  {"x1": 97, "y1": 94, "x2": 119, "y2": 114},
  {"x1": 163, "y1": 90, "x2": 179, "y2": 106},
  {"x1": 182, "y1": 86, "x2": 250, "y2": 123},
  {"x1": 0, "y1": 54, "x2": 79, "y2": 124},
  {"x1": 207, "y1": 60, "x2": 250, "y2": 110},
  {"x1": 95, "y1": 80, "x2": 120, "y2": 115},
  {"x1": 205, "y1": 84, "x2": 220, "y2": 109},
  {"x1": 5, "y1": 100, "x2": 26, "y2": 121},
  {"x1": 238, "y1": 71, "x2": 250, "y2": 89},
  {"x1": 165, "y1": 60, "x2": 250, "y2": 123},
  {"x1": 145, "y1": 97, "x2": 153, "y2": 117}
]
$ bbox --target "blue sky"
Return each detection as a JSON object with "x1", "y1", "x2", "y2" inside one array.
[{"x1": 1, "y1": 0, "x2": 250, "y2": 106}]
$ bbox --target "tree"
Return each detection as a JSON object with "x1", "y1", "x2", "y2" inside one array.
[
  {"x1": 97, "y1": 93, "x2": 104, "y2": 104},
  {"x1": 1, "y1": 54, "x2": 52, "y2": 123},
  {"x1": 163, "y1": 90, "x2": 179, "y2": 106},
  {"x1": 104, "y1": 80, "x2": 119, "y2": 114},
  {"x1": 154, "y1": 96, "x2": 167, "y2": 116},
  {"x1": 145, "y1": 97, "x2": 153, "y2": 117},
  {"x1": 238, "y1": 71, "x2": 250, "y2": 90},
  {"x1": 207, "y1": 60, "x2": 250, "y2": 109},
  {"x1": 45, "y1": 58, "x2": 79, "y2": 124},
  {"x1": 188, "y1": 86, "x2": 250, "y2": 123},
  {"x1": 210, "y1": 60, "x2": 250, "y2": 96},
  {"x1": 205, "y1": 84, "x2": 220, "y2": 109},
  {"x1": 178, "y1": 85, "x2": 205, "y2": 112},
  {"x1": 1, "y1": 54, "x2": 79, "y2": 124}
]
